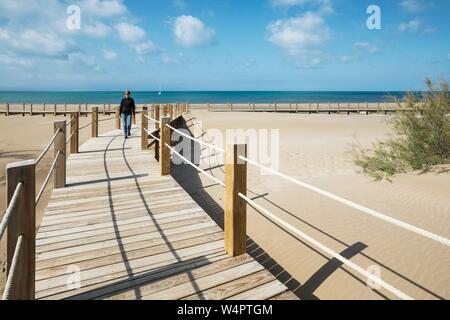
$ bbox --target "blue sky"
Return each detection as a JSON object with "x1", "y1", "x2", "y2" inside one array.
[{"x1": 0, "y1": 0, "x2": 449, "y2": 91}]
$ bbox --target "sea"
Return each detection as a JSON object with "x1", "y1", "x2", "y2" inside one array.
[{"x1": 0, "y1": 91, "x2": 412, "y2": 104}]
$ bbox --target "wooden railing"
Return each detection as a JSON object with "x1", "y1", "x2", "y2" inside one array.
[
  {"x1": 0, "y1": 102, "x2": 415, "y2": 117},
  {"x1": 1, "y1": 121, "x2": 66, "y2": 300}
]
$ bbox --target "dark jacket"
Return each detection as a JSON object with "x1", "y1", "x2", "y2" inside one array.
[{"x1": 120, "y1": 98, "x2": 136, "y2": 116}]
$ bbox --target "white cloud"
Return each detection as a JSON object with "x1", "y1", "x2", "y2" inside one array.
[
  {"x1": 68, "y1": 52, "x2": 97, "y2": 67},
  {"x1": 0, "y1": 28, "x2": 73, "y2": 58},
  {"x1": 103, "y1": 49, "x2": 117, "y2": 61},
  {"x1": 115, "y1": 22, "x2": 146, "y2": 44},
  {"x1": 354, "y1": 42, "x2": 380, "y2": 54},
  {"x1": 400, "y1": 0, "x2": 423, "y2": 13},
  {"x1": 0, "y1": 54, "x2": 33, "y2": 67},
  {"x1": 173, "y1": 15, "x2": 215, "y2": 48},
  {"x1": 398, "y1": 19, "x2": 436, "y2": 34},
  {"x1": 267, "y1": 12, "x2": 330, "y2": 67},
  {"x1": 133, "y1": 41, "x2": 158, "y2": 55},
  {"x1": 78, "y1": 0, "x2": 127, "y2": 17},
  {"x1": 340, "y1": 55, "x2": 352, "y2": 63},
  {"x1": 399, "y1": 19, "x2": 422, "y2": 33},
  {"x1": 271, "y1": 0, "x2": 334, "y2": 14},
  {"x1": 84, "y1": 22, "x2": 111, "y2": 38}
]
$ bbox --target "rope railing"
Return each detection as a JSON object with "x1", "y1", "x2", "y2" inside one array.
[
  {"x1": 2, "y1": 234, "x2": 24, "y2": 300},
  {"x1": 164, "y1": 143, "x2": 225, "y2": 187},
  {"x1": 98, "y1": 115, "x2": 119, "y2": 122},
  {"x1": 144, "y1": 114, "x2": 161, "y2": 124},
  {"x1": 35, "y1": 128, "x2": 62, "y2": 165},
  {"x1": 0, "y1": 182, "x2": 23, "y2": 240},
  {"x1": 66, "y1": 130, "x2": 75, "y2": 145},
  {"x1": 35, "y1": 151, "x2": 62, "y2": 205},
  {"x1": 238, "y1": 155, "x2": 450, "y2": 247},
  {"x1": 79, "y1": 121, "x2": 93, "y2": 131},
  {"x1": 237, "y1": 192, "x2": 413, "y2": 300},
  {"x1": 65, "y1": 116, "x2": 75, "y2": 127},
  {"x1": 165, "y1": 123, "x2": 225, "y2": 153},
  {"x1": 144, "y1": 128, "x2": 160, "y2": 142}
]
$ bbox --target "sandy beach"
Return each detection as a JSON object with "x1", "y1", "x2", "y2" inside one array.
[
  {"x1": 1, "y1": 110, "x2": 449, "y2": 300},
  {"x1": 171, "y1": 110, "x2": 450, "y2": 300},
  {"x1": 0, "y1": 114, "x2": 116, "y2": 292}
]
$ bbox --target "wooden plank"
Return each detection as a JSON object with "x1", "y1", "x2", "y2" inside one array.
[
  {"x1": 36, "y1": 241, "x2": 225, "y2": 293},
  {"x1": 36, "y1": 232, "x2": 224, "y2": 281},
  {"x1": 183, "y1": 270, "x2": 274, "y2": 300},
  {"x1": 36, "y1": 221, "x2": 219, "y2": 261},
  {"x1": 43, "y1": 252, "x2": 227, "y2": 300},
  {"x1": 106, "y1": 254, "x2": 256, "y2": 300},
  {"x1": 140, "y1": 261, "x2": 264, "y2": 300},
  {"x1": 227, "y1": 280, "x2": 288, "y2": 300},
  {"x1": 37, "y1": 229, "x2": 224, "y2": 272}
]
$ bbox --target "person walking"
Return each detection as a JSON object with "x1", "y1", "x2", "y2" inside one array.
[{"x1": 120, "y1": 91, "x2": 136, "y2": 138}]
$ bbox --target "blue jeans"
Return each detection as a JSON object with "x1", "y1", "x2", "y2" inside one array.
[{"x1": 122, "y1": 113, "x2": 132, "y2": 136}]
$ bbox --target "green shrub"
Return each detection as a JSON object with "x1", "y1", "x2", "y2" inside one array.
[{"x1": 353, "y1": 79, "x2": 450, "y2": 181}]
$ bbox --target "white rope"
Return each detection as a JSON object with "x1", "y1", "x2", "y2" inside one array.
[
  {"x1": 144, "y1": 114, "x2": 161, "y2": 124},
  {"x1": 66, "y1": 131, "x2": 75, "y2": 146},
  {"x1": 239, "y1": 155, "x2": 450, "y2": 247},
  {"x1": 35, "y1": 151, "x2": 61, "y2": 205},
  {"x1": 165, "y1": 123, "x2": 225, "y2": 153},
  {"x1": 238, "y1": 192, "x2": 413, "y2": 300},
  {"x1": 0, "y1": 182, "x2": 23, "y2": 240},
  {"x1": 164, "y1": 143, "x2": 225, "y2": 187},
  {"x1": 2, "y1": 235, "x2": 24, "y2": 300},
  {"x1": 35, "y1": 129, "x2": 61, "y2": 165},
  {"x1": 144, "y1": 128, "x2": 160, "y2": 142}
]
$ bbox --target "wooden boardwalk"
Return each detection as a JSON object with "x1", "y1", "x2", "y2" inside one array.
[{"x1": 35, "y1": 126, "x2": 297, "y2": 300}]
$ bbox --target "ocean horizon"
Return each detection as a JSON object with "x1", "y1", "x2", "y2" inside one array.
[{"x1": 0, "y1": 91, "x2": 415, "y2": 104}]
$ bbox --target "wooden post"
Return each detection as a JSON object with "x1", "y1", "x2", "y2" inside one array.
[
  {"x1": 92, "y1": 107, "x2": 98, "y2": 138},
  {"x1": 70, "y1": 112, "x2": 79, "y2": 154},
  {"x1": 64, "y1": 103, "x2": 67, "y2": 116},
  {"x1": 252, "y1": 103, "x2": 255, "y2": 112},
  {"x1": 116, "y1": 107, "x2": 121, "y2": 130},
  {"x1": 53, "y1": 104, "x2": 57, "y2": 117},
  {"x1": 155, "y1": 105, "x2": 160, "y2": 130},
  {"x1": 225, "y1": 144, "x2": 247, "y2": 257},
  {"x1": 43, "y1": 103, "x2": 46, "y2": 117},
  {"x1": 6, "y1": 160, "x2": 36, "y2": 300},
  {"x1": 108, "y1": 103, "x2": 111, "y2": 114},
  {"x1": 103, "y1": 104, "x2": 106, "y2": 116},
  {"x1": 169, "y1": 104, "x2": 174, "y2": 120},
  {"x1": 160, "y1": 117, "x2": 171, "y2": 176},
  {"x1": 54, "y1": 121, "x2": 66, "y2": 188},
  {"x1": 141, "y1": 107, "x2": 148, "y2": 151},
  {"x1": 78, "y1": 104, "x2": 81, "y2": 115},
  {"x1": 275, "y1": 103, "x2": 277, "y2": 113},
  {"x1": 6, "y1": 103, "x2": 10, "y2": 116},
  {"x1": 30, "y1": 104, "x2": 33, "y2": 116}
]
